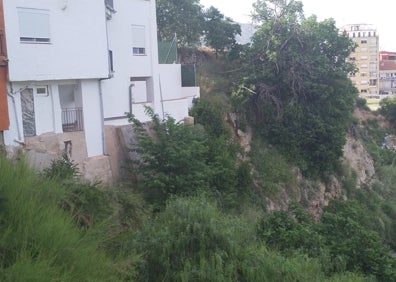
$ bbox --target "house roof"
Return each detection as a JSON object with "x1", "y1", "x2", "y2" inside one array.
[{"x1": 380, "y1": 60, "x2": 396, "y2": 71}]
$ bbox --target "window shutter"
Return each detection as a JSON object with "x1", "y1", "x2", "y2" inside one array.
[
  {"x1": 18, "y1": 8, "x2": 50, "y2": 42},
  {"x1": 132, "y1": 25, "x2": 145, "y2": 48}
]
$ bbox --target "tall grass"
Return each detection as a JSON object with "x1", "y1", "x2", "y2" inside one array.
[
  {"x1": 0, "y1": 156, "x2": 120, "y2": 281},
  {"x1": 133, "y1": 195, "x2": 366, "y2": 281}
]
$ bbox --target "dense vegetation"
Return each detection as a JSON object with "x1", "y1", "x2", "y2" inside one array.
[
  {"x1": 0, "y1": 155, "x2": 379, "y2": 281},
  {"x1": 1, "y1": 0, "x2": 396, "y2": 281},
  {"x1": 232, "y1": 0, "x2": 357, "y2": 177},
  {"x1": 156, "y1": 0, "x2": 241, "y2": 52}
]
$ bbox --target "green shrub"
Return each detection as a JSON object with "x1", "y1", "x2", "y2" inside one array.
[
  {"x1": 379, "y1": 96, "x2": 396, "y2": 123},
  {"x1": 0, "y1": 156, "x2": 120, "y2": 281},
  {"x1": 355, "y1": 97, "x2": 370, "y2": 111},
  {"x1": 127, "y1": 107, "x2": 249, "y2": 210},
  {"x1": 249, "y1": 138, "x2": 293, "y2": 195},
  {"x1": 132, "y1": 195, "x2": 365, "y2": 281},
  {"x1": 320, "y1": 209, "x2": 396, "y2": 281},
  {"x1": 42, "y1": 156, "x2": 79, "y2": 180}
]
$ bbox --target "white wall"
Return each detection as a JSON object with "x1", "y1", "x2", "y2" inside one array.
[
  {"x1": 34, "y1": 86, "x2": 55, "y2": 135},
  {"x1": 163, "y1": 100, "x2": 189, "y2": 122},
  {"x1": 158, "y1": 65, "x2": 200, "y2": 121},
  {"x1": 51, "y1": 86, "x2": 63, "y2": 133},
  {"x1": 101, "y1": 0, "x2": 161, "y2": 122},
  {"x1": 159, "y1": 64, "x2": 183, "y2": 101},
  {"x1": 182, "y1": 87, "x2": 201, "y2": 108},
  {"x1": 4, "y1": 0, "x2": 109, "y2": 81},
  {"x1": 81, "y1": 80, "x2": 103, "y2": 157}
]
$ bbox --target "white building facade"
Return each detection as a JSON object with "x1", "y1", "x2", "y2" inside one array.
[{"x1": 2, "y1": 0, "x2": 199, "y2": 182}]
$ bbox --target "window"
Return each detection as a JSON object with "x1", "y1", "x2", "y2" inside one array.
[
  {"x1": 18, "y1": 8, "x2": 50, "y2": 43},
  {"x1": 369, "y1": 79, "x2": 377, "y2": 86},
  {"x1": 132, "y1": 25, "x2": 146, "y2": 55},
  {"x1": 35, "y1": 86, "x2": 49, "y2": 96},
  {"x1": 361, "y1": 39, "x2": 367, "y2": 44}
]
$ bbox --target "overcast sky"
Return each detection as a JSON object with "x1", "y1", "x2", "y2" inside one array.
[{"x1": 200, "y1": 0, "x2": 395, "y2": 51}]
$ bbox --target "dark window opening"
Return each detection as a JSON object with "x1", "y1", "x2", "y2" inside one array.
[
  {"x1": 133, "y1": 47, "x2": 146, "y2": 55},
  {"x1": 109, "y1": 50, "x2": 114, "y2": 72}
]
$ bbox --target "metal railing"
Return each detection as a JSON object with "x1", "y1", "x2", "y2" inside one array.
[{"x1": 62, "y1": 108, "x2": 84, "y2": 132}]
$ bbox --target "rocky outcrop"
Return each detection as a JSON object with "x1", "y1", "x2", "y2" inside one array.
[
  {"x1": 343, "y1": 135, "x2": 375, "y2": 188},
  {"x1": 265, "y1": 168, "x2": 343, "y2": 220}
]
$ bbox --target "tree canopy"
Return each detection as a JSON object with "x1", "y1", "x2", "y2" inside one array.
[
  {"x1": 379, "y1": 96, "x2": 396, "y2": 124},
  {"x1": 156, "y1": 0, "x2": 204, "y2": 46},
  {"x1": 156, "y1": 0, "x2": 241, "y2": 51},
  {"x1": 203, "y1": 7, "x2": 241, "y2": 56},
  {"x1": 232, "y1": 0, "x2": 357, "y2": 176}
]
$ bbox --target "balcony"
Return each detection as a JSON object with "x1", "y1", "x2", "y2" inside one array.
[{"x1": 62, "y1": 108, "x2": 84, "y2": 132}]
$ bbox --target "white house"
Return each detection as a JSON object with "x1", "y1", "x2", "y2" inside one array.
[{"x1": 2, "y1": 0, "x2": 199, "y2": 183}]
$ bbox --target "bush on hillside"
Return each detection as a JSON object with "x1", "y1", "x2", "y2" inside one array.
[
  {"x1": 0, "y1": 156, "x2": 121, "y2": 281},
  {"x1": 127, "y1": 106, "x2": 249, "y2": 210},
  {"x1": 132, "y1": 195, "x2": 365, "y2": 281}
]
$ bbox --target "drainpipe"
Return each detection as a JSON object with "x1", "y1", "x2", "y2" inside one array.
[
  {"x1": 98, "y1": 78, "x2": 111, "y2": 156},
  {"x1": 97, "y1": 3, "x2": 114, "y2": 156},
  {"x1": 158, "y1": 74, "x2": 165, "y2": 120},
  {"x1": 128, "y1": 83, "x2": 134, "y2": 116},
  {"x1": 7, "y1": 82, "x2": 26, "y2": 141}
]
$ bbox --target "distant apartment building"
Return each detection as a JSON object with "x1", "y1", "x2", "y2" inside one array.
[
  {"x1": 341, "y1": 24, "x2": 379, "y2": 98},
  {"x1": 379, "y1": 51, "x2": 396, "y2": 97}
]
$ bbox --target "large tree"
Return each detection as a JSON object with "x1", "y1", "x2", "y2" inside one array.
[
  {"x1": 203, "y1": 7, "x2": 241, "y2": 57},
  {"x1": 233, "y1": 0, "x2": 357, "y2": 176},
  {"x1": 156, "y1": 0, "x2": 204, "y2": 47}
]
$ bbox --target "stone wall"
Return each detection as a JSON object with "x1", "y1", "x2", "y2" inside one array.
[
  {"x1": 15, "y1": 131, "x2": 113, "y2": 185},
  {"x1": 105, "y1": 124, "x2": 137, "y2": 182}
]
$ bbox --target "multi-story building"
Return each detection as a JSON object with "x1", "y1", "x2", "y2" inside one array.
[
  {"x1": 341, "y1": 24, "x2": 379, "y2": 98},
  {"x1": 379, "y1": 51, "x2": 396, "y2": 97},
  {"x1": 1, "y1": 0, "x2": 199, "y2": 182}
]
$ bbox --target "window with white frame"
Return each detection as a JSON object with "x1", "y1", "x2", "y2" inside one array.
[
  {"x1": 131, "y1": 25, "x2": 146, "y2": 55},
  {"x1": 17, "y1": 8, "x2": 50, "y2": 43}
]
